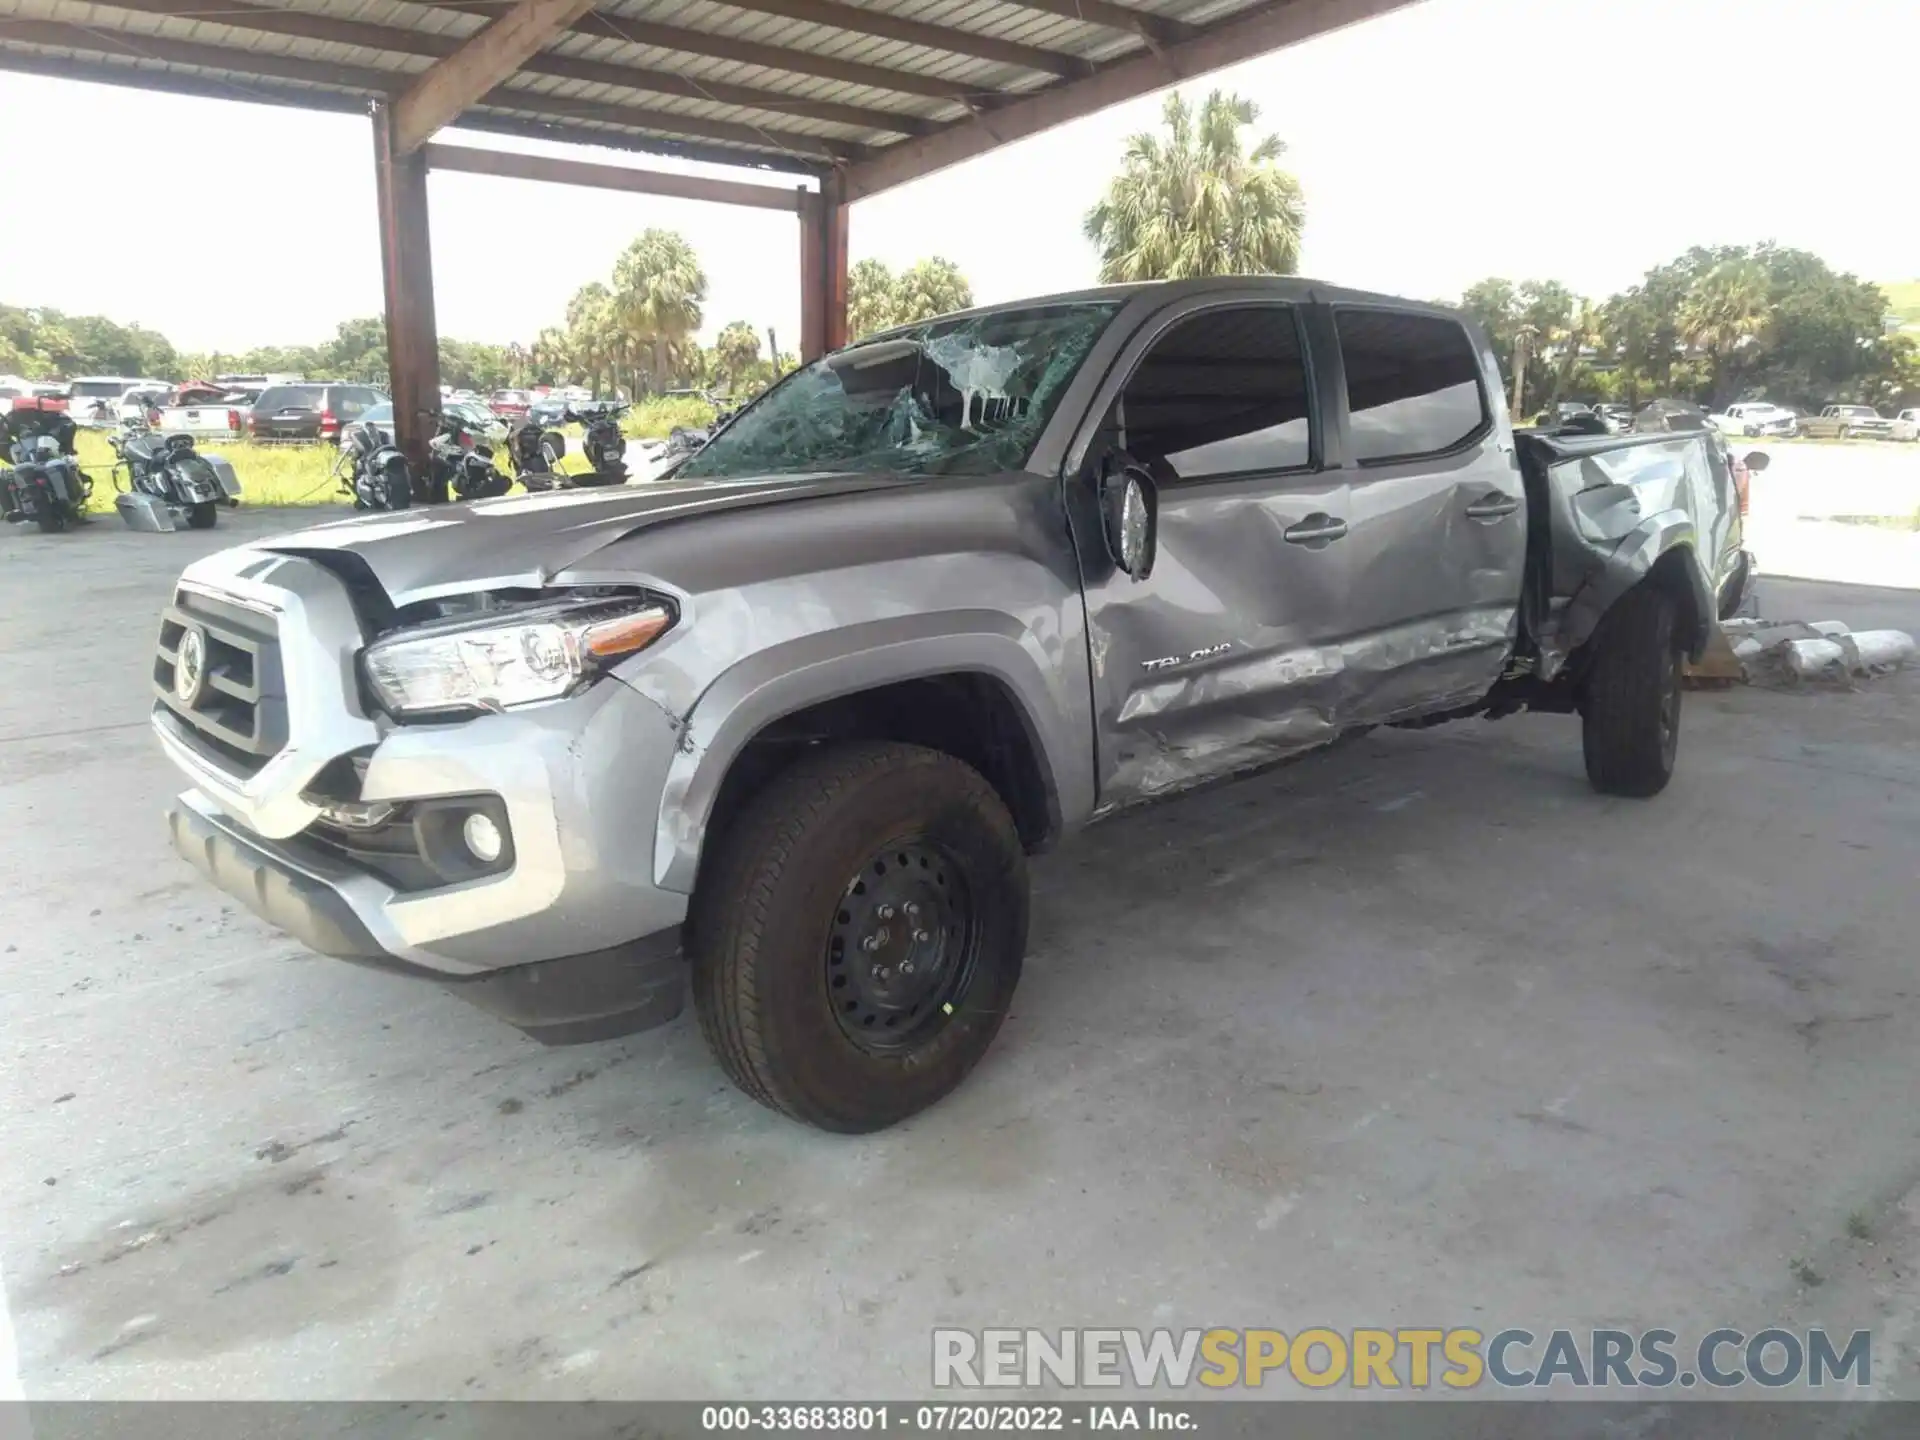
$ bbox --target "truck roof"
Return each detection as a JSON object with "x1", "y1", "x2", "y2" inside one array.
[{"x1": 864, "y1": 276, "x2": 1465, "y2": 339}]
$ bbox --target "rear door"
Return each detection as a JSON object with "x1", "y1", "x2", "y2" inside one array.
[
  {"x1": 1073, "y1": 296, "x2": 1350, "y2": 807},
  {"x1": 1327, "y1": 305, "x2": 1527, "y2": 721}
]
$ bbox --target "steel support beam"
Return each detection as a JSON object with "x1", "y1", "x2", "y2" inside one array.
[
  {"x1": 392, "y1": 0, "x2": 594, "y2": 153},
  {"x1": 718, "y1": 0, "x2": 1085, "y2": 77},
  {"x1": 371, "y1": 101, "x2": 442, "y2": 472},
  {"x1": 424, "y1": 142, "x2": 809, "y2": 211},
  {"x1": 841, "y1": 0, "x2": 1423, "y2": 201},
  {"x1": 798, "y1": 176, "x2": 849, "y2": 362}
]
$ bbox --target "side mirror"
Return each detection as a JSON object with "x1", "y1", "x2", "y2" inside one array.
[
  {"x1": 1743, "y1": 450, "x2": 1770, "y2": 472},
  {"x1": 1098, "y1": 453, "x2": 1158, "y2": 580}
]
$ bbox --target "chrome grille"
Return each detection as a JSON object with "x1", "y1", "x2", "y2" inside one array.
[{"x1": 153, "y1": 587, "x2": 288, "y2": 774}]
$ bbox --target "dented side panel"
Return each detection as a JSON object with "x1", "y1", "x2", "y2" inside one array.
[{"x1": 1530, "y1": 435, "x2": 1727, "y2": 670}]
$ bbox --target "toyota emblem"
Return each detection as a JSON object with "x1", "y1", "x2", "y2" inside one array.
[{"x1": 174, "y1": 625, "x2": 208, "y2": 706}]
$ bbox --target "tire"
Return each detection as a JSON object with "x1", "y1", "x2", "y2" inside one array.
[
  {"x1": 1837, "y1": 426, "x2": 1851, "y2": 441},
  {"x1": 690, "y1": 741, "x2": 1028, "y2": 1133},
  {"x1": 187, "y1": 501, "x2": 218, "y2": 529},
  {"x1": 1581, "y1": 585, "x2": 1684, "y2": 798},
  {"x1": 34, "y1": 506, "x2": 67, "y2": 534}
]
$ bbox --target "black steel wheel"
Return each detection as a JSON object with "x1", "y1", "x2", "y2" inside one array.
[
  {"x1": 691, "y1": 742, "x2": 1028, "y2": 1132},
  {"x1": 826, "y1": 840, "x2": 979, "y2": 1053}
]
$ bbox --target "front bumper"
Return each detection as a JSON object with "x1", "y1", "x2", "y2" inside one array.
[{"x1": 167, "y1": 778, "x2": 686, "y2": 1045}]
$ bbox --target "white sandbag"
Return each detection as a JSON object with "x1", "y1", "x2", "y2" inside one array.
[
  {"x1": 1808, "y1": 620, "x2": 1852, "y2": 638},
  {"x1": 1783, "y1": 638, "x2": 1847, "y2": 677},
  {"x1": 1720, "y1": 618, "x2": 1769, "y2": 635},
  {"x1": 1838, "y1": 630, "x2": 1915, "y2": 673},
  {"x1": 1732, "y1": 637, "x2": 1766, "y2": 660}
]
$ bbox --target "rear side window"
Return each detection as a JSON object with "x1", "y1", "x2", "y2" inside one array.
[
  {"x1": 1336, "y1": 309, "x2": 1488, "y2": 463},
  {"x1": 1110, "y1": 304, "x2": 1313, "y2": 481},
  {"x1": 256, "y1": 385, "x2": 323, "y2": 410}
]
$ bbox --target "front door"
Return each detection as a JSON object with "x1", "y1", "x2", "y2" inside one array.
[
  {"x1": 1327, "y1": 305, "x2": 1528, "y2": 722},
  {"x1": 1069, "y1": 298, "x2": 1352, "y2": 810}
]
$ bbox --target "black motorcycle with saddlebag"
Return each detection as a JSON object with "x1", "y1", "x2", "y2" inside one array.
[
  {"x1": 1, "y1": 400, "x2": 91, "y2": 533},
  {"x1": 109, "y1": 416, "x2": 242, "y2": 531}
]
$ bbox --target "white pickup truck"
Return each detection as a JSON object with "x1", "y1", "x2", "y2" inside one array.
[{"x1": 155, "y1": 385, "x2": 259, "y2": 441}]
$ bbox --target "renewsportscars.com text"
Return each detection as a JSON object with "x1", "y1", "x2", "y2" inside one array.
[{"x1": 932, "y1": 1327, "x2": 1871, "y2": 1391}]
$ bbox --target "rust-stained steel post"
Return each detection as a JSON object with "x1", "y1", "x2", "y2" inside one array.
[
  {"x1": 798, "y1": 175, "x2": 848, "y2": 362},
  {"x1": 372, "y1": 100, "x2": 441, "y2": 474}
]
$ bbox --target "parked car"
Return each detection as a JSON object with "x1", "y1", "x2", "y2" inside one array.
[
  {"x1": 248, "y1": 382, "x2": 386, "y2": 443},
  {"x1": 344, "y1": 400, "x2": 505, "y2": 449},
  {"x1": 153, "y1": 278, "x2": 1749, "y2": 1133},
  {"x1": 1798, "y1": 404, "x2": 1894, "y2": 440},
  {"x1": 1892, "y1": 408, "x2": 1919, "y2": 442},
  {"x1": 1594, "y1": 403, "x2": 1633, "y2": 432},
  {"x1": 488, "y1": 388, "x2": 532, "y2": 420},
  {"x1": 66, "y1": 375, "x2": 170, "y2": 426},
  {"x1": 1709, "y1": 402, "x2": 1798, "y2": 437}
]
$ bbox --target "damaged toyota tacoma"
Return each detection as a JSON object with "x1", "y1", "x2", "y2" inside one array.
[{"x1": 153, "y1": 279, "x2": 1751, "y2": 1132}]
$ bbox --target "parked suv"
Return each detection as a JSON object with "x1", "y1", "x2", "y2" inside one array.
[
  {"x1": 248, "y1": 382, "x2": 385, "y2": 442},
  {"x1": 153, "y1": 279, "x2": 1749, "y2": 1133}
]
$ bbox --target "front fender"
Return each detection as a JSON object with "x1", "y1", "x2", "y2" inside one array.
[{"x1": 649, "y1": 610, "x2": 1093, "y2": 894}]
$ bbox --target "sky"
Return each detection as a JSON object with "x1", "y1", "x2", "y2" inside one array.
[{"x1": 0, "y1": 0, "x2": 1914, "y2": 357}]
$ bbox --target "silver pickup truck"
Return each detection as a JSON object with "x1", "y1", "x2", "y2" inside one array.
[{"x1": 153, "y1": 278, "x2": 1752, "y2": 1132}]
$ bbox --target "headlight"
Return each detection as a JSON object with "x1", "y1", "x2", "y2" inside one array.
[{"x1": 362, "y1": 596, "x2": 673, "y2": 718}]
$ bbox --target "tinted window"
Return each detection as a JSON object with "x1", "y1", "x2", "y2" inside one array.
[
  {"x1": 1111, "y1": 305, "x2": 1312, "y2": 481},
  {"x1": 255, "y1": 385, "x2": 323, "y2": 411},
  {"x1": 69, "y1": 380, "x2": 126, "y2": 398},
  {"x1": 1336, "y1": 309, "x2": 1488, "y2": 463}
]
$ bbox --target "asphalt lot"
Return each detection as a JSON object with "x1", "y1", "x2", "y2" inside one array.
[{"x1": 2, "y1": 455, "x2": 1919, "y2": 1404}]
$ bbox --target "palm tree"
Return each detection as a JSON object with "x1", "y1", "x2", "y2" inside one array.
[
  {"x1": 1679, "y1": 257, "x2": 1770, "y2": 403},
  {"x1": 612, "y1": 229, "x2": 707, "y2": 396},
  {"x1": 1083, "y1": 89, "x2": 1305, "y2": 283},
  {"x1": 847, "y1": 258, "x2": 899, "y2": 340},
  {"x1": 892, "y1": 258, "x2": 974, "y2": 326},
  {"x1": 711, "y1": 320, "x2": 763, "y2": 396},
  {"x1": 563, "y1": 283, "x2": 617, "y2": 396}
]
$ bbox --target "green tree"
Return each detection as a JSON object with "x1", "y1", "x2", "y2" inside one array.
[
  {"x1": 847, "y1": 258, "x2": 899, "y2": 340},
  {"x1": 612, "y1": 229, "x2": 707, "y2": 395},
  {"x1": 1677, "y1": 256, "x2": 1769, "y2": 405},
  {"x1": 891, "y1": 258, "x2": 973, "y2": 325},
  {"x1": 1083, "y1": 89, "x2": 1305, "y2": 283},
  {"x1": 711, "y1": 320, "x2": 763, "y2": 396},
  {"x1": 564, "y1": 282, "x2": 619, "y2": 397}
]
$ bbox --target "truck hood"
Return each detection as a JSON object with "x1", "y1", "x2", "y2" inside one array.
[{"x1": 259, "y1": 472, "x2": 915, "y2": 606}]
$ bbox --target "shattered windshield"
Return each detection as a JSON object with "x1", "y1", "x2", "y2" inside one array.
[{"x1": 677, "y1": 302, "x2": 1119, "y2": 480}]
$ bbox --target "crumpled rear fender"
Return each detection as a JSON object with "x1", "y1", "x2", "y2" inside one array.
[{"x1": 1562, "y1": 508, "x2": 1713, "y2": 662}]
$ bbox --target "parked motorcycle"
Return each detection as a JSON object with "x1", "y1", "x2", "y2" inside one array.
[
  {"x1": 564, "y1": 401, "x2": 631, "y2": 485},
  {"x1": 334, "y1": 420, "x2": 413, "y2": 511},
  {"x1": 504, "y1": 417, "x2": 571, "y2": 492},
  {"x1": 423, "y1": 408, "x2": 513, "y2": 503},
  {"x1": 2, "y1": 403, "x2": 91, "y2": 533},
  {"x1": 109, "y1": 416, "x2": 242, "y2": 531}
]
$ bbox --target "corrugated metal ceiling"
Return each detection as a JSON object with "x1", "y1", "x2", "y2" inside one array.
[{"x1": 0, "y1": 0, "x2": 1308, "y2": 179}]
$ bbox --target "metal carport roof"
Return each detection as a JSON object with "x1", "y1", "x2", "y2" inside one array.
[{"x1": 0, "y1": 0, "x2": 1414, "y2": 195}]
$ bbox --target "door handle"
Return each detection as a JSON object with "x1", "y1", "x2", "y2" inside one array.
[
  {"x1": 1283, "y1": 513, "x2": 1349, "y2": 548},
  {"x1": 1465, "y1": 491, "x2": 1521, "y2": 521}
]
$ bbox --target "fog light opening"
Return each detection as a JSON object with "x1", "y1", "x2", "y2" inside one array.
[{"x1": 462, "y1": 812, "x2": 504, "y2": 864}]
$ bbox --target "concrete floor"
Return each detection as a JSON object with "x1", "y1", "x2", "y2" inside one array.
[{"x1": 3, "y1": 492, "x2": 1919, "y2": 1403}]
